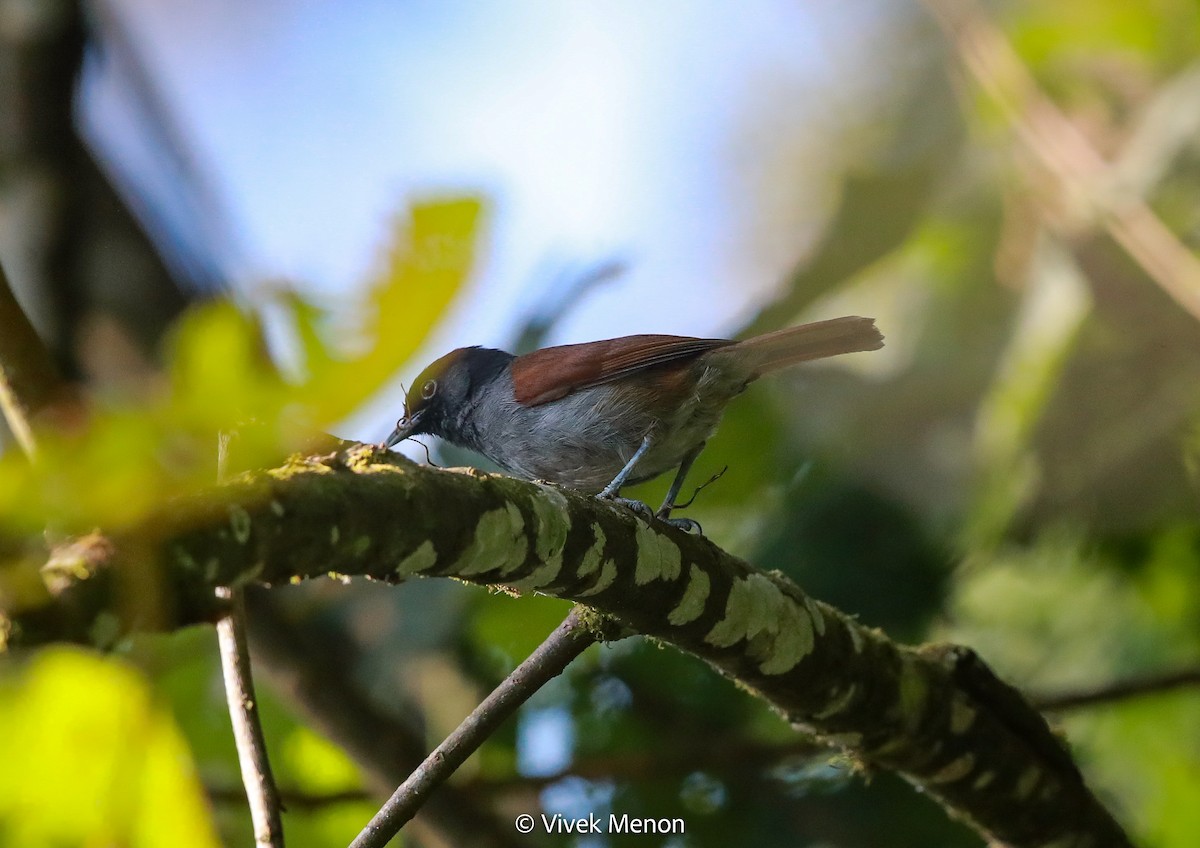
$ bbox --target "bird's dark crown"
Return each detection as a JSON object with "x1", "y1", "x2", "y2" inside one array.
[{"x1": 402, "y1": 346, "x2": 512, "y2": 437}]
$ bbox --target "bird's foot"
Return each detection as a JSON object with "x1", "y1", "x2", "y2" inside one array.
[
  {"x1": 656, "y1": 512, "x2": 703, "y2": 535},
  {"x1": 595, "y1": 493, "x2": 656, "y2": 522},
  {"x1": 596, "y1": 492, "x2": 703, "y2": 534}
]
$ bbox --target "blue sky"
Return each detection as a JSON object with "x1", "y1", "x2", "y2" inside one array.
[{"x1": 84, "y1": 0, "x2": 898, "y2": 441}]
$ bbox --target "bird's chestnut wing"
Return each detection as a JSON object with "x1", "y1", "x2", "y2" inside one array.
[{"x1": 511, "y1": 335, "x2": 734, "y2": 406}]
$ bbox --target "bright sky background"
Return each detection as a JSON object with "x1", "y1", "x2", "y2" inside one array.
[{"x1": 83, "y1": 0, "x2": 899, "y2": 442}]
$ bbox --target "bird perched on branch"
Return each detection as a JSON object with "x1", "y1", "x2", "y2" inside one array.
[{"x1": 385, "y1": 316, "x2": 883, "y2": 532}]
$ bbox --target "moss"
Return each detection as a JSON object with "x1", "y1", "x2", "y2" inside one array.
[
  {"x1": 667, "y1": 566, "x2": 710, "y2": 626},
  {"x1": 8, "y1": 444, "x2": 1134, "y2": 848},
  {"x1": 931, "y1": 754, "x2": 975, "y2": 784},
  {"x1": 227, "y1": 504, "x2": 252, "y2": 544},
  {"x1": 397, "y1": 540, "x2": 438, "y2": 575},
  {"x1": 457, "y1": 503, "x2": 527, "y2": 577},
  {"x1": 573, "y1": 607, "x2": 629, "y2": 642},
  {"x1": 813, "y1": 683, "x2": 858, "y2": 720},
  {"x1": 759, "y1": 598, "x2": 815, "y2": 675},
  {"x1": 578, "y1": 558, "x2": 618, "y2": 596},
  {"x1": 633, "y1": 523, "x2": 682, "y2": 586},
  {"x1": 273, "y1": 455, "x2": 334, "y2": 479},
  {"x1": 897, "y1": 656, "x2": 929, "y2": 733},
  {"x1": 950, "y1": 695, "x2": 978, "y2": 734},
  {"x1": 577, "y1": 524, "x2": 607, "y2": 578}
]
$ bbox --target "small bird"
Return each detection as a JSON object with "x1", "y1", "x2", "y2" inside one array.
[{"x1": 385, "y1": 316, "x2": 883, "y2": 531}]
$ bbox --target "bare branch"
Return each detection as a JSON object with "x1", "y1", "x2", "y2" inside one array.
[
  {"x1": 470, "y1": 737, "x2": 828, "y2": 793},
  {"x1": 1034, "y1": 667, "x2": 1200, "y2": 713},
  {"x1": 206, "y1": 736, "x2": 829, "y2": 810},
  {"x1": 216, "y1": 586, "x2": 285, "y2": 846},
  {"x1": 216, "y1": 432, "x2": 286, "y2": 847},
  {"x1": 923, "y1": 0, "x2": 1200, "y2": 322},
  {"x1": 0, "y1": 260, "x2": 68, "y2": 457},
  {"x1": 208, "y1": 786, "x2": 370, "y2": 812},
  {"x1": 351, "y1": 606, "x2": 605, "y2": 848}
]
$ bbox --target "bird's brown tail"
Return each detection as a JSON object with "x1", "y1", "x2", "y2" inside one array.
[{"x1": 727, "y1": 316, "x2": 883, "y2": 378}]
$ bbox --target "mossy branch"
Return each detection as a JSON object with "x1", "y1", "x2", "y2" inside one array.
[{"x1": 2, "y1": 444, "x2": 1130, "y2": 848}]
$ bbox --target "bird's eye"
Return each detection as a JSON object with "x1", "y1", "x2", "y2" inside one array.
[{"x1": 421, "y1": 380, "x2": 438, "y2": 400}]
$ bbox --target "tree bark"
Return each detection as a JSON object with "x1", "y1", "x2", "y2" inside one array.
[{"x1": 1, "y1": 444, "x2": 1132, "y2": 848}]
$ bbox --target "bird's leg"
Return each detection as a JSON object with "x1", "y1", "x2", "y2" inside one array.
[
  {"x1": 598, "y1": 435, "x2": 651, "y2": 497},
  {"x1": 596, "y1": 435, "x2": 655, "y2": 520},
  {"x1": 656, "y1": 443, "x2": 705, "y2": 534}
]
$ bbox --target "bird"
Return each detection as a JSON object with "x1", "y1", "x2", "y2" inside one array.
[{"x1": 384, "y1": 316, "x2": 883, "y2": 531}]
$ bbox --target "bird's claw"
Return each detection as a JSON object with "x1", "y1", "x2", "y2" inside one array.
[
  {"x1": 657, "y1": 514, "x2": 703, "y2": 535},
  {"x1": 595, "y1": 493, "x2": 703, "y2": 535},
  {"x1": 596, "y1": 494, "x2": 655, "y2": 521}
]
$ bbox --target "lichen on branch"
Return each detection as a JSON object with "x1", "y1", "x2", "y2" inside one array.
[{"x1": 2, "y1": 444, "x2": 1130, "y2": 848}]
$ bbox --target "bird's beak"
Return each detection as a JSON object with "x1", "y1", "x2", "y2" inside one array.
[{"x1": 383, "y1": 411, "x2": 423, "y2": 449}]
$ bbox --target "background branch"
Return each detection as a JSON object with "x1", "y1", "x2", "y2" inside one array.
[
  {"x1": 0, "y1": 260, "x2": 69, "y2": 455},
  {"x1": 207, "y1": 735, "x2": 832, "y2": 811},
  {"x1": 923, "y1": 0, "x2": 1200, "y2": 321},
  {"x1": 1034, "y1": 666, "x2": 1200, "y2": 712}
]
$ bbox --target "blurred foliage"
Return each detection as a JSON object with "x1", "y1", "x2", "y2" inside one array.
[
  {"x1": 0, "y1": 196, "x2": 482, "y2": 537},
  {"x1": 4, "y1": 0, "x2": 1200, "y2": 846},
  {"x1": 0, "y1": 195, "x2": 482, "y2": 843},
  {"x1": 0, "y1": 648, "x2": 219, "y2": 848}
]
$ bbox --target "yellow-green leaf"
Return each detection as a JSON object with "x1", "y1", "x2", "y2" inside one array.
[
  {"x1": 0, "y1": 648, "x2": 220, "y2": 848},
  {"x1": 308, "y1": 195, "x2": 486, "y2": 423}
]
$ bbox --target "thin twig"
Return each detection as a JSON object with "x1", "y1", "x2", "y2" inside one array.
[
  {"x1": 216, "y1": 432, "x2": 285, "y2": 847},
  {"x1": 0, "y1": 260, "x2": 67, "y2": 457},
  {"x1": 243, "y1": 586, "x2": 528, "y2": 848},
  {"x1": 475, "y1": 736, "x2": 828, "y2": 792},
  {"x1": 209, "y1": 786, "x2": 371, "y2": 811},
  {"x1": 1033, "y1": 667, "x2": 1200, "y2": 712},
  {"x1": 350, "y1": 606, "x2": 603, "y2": 848},
  {"x1": 207, "y1": 735, "x2": 829, "y2": 811},
  {"x1": 217, "y1": 587, "x2": 286, "y2": 846}
]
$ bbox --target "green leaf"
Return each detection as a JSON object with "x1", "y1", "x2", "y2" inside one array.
[
  {"x1": 0, "y1": 648, "x2": 220, "y2": 848},
  {"x1": 281, "y1": 725, "x2": 363, "y2": 794},
  {"x1": 167, "y1": 301, "x2": 286, "y2": 431},
  {"x1": 307, "y1": 196, "x2": 486, "y2": 424},
  {"x1": 1009, "y1": 0, "x2": 1200, "y2": 73}
]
